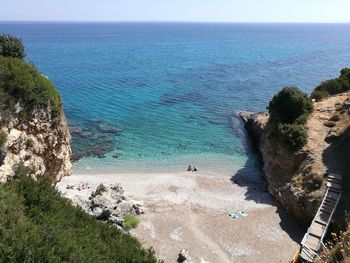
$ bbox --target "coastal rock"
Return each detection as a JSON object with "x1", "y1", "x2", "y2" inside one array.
[
  {"x1": 0, "y1": 103, "x2": 72, "y2": 182},
  {"x1": 239, "y1": 92, "x2": 350, "y2": 224},
  {"x1": 177, "y1": 249, "x2": 192, "y2": 263},
  {"x1": 73, "y1": 183, "x2": 144, "y2": 227}
]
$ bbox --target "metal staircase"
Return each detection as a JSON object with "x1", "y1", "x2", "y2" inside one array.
[{"x1": 300, "y1": 173, "x2": 342, "y2": 262}]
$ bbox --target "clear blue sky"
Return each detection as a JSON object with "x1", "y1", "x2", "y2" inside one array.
[{"x1": 1, "y1": 0, "x2": 350, "y2": 23}]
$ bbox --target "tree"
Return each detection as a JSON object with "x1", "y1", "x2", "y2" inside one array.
[
  {"x1": 0, "y1": 34, "x2": 26, "y2": 59},
  {"x1": 268, "y1": 87, "x2": 313, "y2": 124}
]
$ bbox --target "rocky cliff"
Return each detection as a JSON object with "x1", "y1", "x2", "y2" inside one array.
[
  {"x1": 240, "y1": 91, "x2": 350, "y2": 224},
  {"x1": 0, "y1": 103, "x2": 72, "y2": 182}
]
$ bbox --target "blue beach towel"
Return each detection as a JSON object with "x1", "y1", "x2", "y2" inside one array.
[{"x1": 228, "y1": 211, "x2": 248, "y2": 219}]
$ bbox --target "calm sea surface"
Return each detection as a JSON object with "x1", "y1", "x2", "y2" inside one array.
[{"x1": 1, "y1": 22, "x2": 350, "y2": 176}]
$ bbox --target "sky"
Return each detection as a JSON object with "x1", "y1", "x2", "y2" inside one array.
[{"x1": 1, "y1": 0, "x2": 350, "y2": 23}]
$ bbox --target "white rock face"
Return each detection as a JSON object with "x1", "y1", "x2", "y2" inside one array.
[
  {"x1": 0, "y1": 104, "x2": 72, "y2": 182},
  {"x1": 68, "y1": 183, "x2": 144, "y2": 227}
]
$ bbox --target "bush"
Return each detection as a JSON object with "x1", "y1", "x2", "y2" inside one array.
[
  {"x1": 123, "y1": 214, "x2": 140, "y2": 230},
  {"x1": 268, "y1": 87, "x2": 313, "y2": 124},
  {"x1": 329, "y1": 114, "x2": 340, "y2": 122},
  {"x1": 311, "y1": 90, "x2": 329, "y2": 101},
  {"x1": 26, "y1": 138, "x2": 34, "y2": 148},
  {"x1": 0, "y1": 57, "x2": 62, "y2": 115},
  {"x1": 0, "y1": 34, "x2": 26, "y2": 59},
  {"x1": 0, "y1": 130, "x2": 7, "y2": 147},
  {"x1": 0, "y1": 175, "x2": 159, "y2": 263},
  {"x1": 277, "y1": 123, "x2": 308, "y2": 151},
  {"x1": 311, "y1": 68, "x2": 350, "y2": 100},
  {"x1": 295, "y1": 114, "x2": 309, "y2": 125}
]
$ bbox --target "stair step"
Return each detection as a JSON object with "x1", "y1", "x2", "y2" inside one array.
[
  {"x1": 323, "y1": 200, "x2": 336, "y2": 207},
  {"x1": 327, "y1": 182, "x2": 342, "y2": 190},
  {"x1": 327, "y1": 177, "x2": 342, "y2": 183},
  {"x1": 328, "y1": 173, "x2": 342, "y2": 180},
  {"x1": 320, "y1": 208, "x2": 332, "y2": 215},
  {"x1": 315, "y1": 220, "x2": 327, "y2": 226}
]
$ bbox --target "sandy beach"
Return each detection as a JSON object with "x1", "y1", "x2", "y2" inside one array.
[{"x1": 57, "y1": 171, "x2": 303, "y2": 263}]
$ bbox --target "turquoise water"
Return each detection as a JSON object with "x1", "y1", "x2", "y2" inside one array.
[{"x1": 1, "y1": 22, "x2": 350, "y2": 175}]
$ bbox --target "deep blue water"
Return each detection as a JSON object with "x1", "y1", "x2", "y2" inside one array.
[{"x1": 1, "y1": 22, "x2": 350, "y2": 174}]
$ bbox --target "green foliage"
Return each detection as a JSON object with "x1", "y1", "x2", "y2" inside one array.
[
  {"x1": 0, "y1": 56, "x2": 62, "y2": 115},
  {"x1": 311, "y1": 90, "x2": 329, "y2": 101},
  {"x1": 329, "y1": 114, "x2": 340, "y2": 122},
  {"x1": 26, "y1": 138, "x2": 34, "y2": 148},
  {"x1": 268, "y1": 87, "x2": 313, "y2": 124},
  {"x1": 0, "y1": 175, "x2": 159, "y2": 263},
  {"x1": 0, "y1": 34, "x2": 26, "y2": 59},
  {"x1": 311, "y1": 68, "x2": 350, "y2": 100},
  {"x1": 277, "y1": 123, "x2": 308, "y2": 151},
  {"x1": 123, "y1": 214, "x2": 140, "y2": 230},
  {"x1": 0, "y1": 131, "x2": 7, "y2": 147}
]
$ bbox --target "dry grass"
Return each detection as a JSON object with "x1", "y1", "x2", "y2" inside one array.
[{"x1": 317, "y1": 223, "x2": 350, "y2": 263}]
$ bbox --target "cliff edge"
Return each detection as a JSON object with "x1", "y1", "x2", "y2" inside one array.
[
  {"x1": 0, "y1": 42, "x2": 72, "y2": 182},
  {"x1": 0, "y1": 104, "x2": 72, "y2": 182},
  {"x1": 240, "y1": 91, "x2": 350, "y2": 224}
]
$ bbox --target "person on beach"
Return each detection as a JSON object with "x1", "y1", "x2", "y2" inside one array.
[
  {"x1": 187, "y1": 165, "x2": 192, "y2": 171},
  {"x1": 193, "y1": 166, "x2": 198, "y2": 172}
]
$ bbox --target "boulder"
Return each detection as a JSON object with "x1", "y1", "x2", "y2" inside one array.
[
  {"x1": 73, "y1": 183, "x2": 144, "y2": 228},
  {"x1": 177, "y1": 249, "x2": 191, "y2": 263}
]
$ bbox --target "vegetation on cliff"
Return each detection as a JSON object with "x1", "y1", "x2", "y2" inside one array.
[
  {"x1": 317, "y1": 222, "x2": 350, "y2": 263},
  {"x1": 0, "y1": 34, "x2": 26, "y2": 59},
  {"x1": 0, "y1": 168, "x2": 159, "y2": 263},
  {"x1": 311, "y1": 68, "x2": 350, "y2": 101},
  {"x1": 0, "y1": 35, "x2": 62, "y2": 116},
  {"x1": 268, "y1": 87, "x2": 313, "y2": 150}
]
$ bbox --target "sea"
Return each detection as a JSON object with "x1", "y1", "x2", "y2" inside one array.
[{"x1": 1, "y1": 22, "x2": 350, "y2": 177}]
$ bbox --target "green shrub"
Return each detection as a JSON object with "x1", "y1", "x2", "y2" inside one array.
[
  {"x1": 324, "y1": 121, "x2": 337, "y2": 128},
  {"x1": 26, "y1": 138, "x2": 34, "y2": 148},
  {"x1": 123, "y1": 214, "x2": 140, "y2": 230},
  {"x1": 0, "y1": 130, "x2": 7, "y2": 147},
  {"x1": 329, "y1": 114, "x2": 340, "y2": 122},
  {"x1": 18, "y1": 110, "x2": 28, "y2": 121},
  {"x1": 268, "y1": 87, "x2": 313, "y2": 124},
  {"x1": 295, "y1": 114, "x2": 309, "y2": 125},
  {"x1": 0, "y1": 57, "x2": 62, "y2": 115},
  {"x1": 311, "y1": 68, "x2": 350, "y2": 100},
  {"x1": 277, "y1": 123, "x2": 308, "y2": 151},
  {"x1": 311, "y1": 90, "x2": 329, "y2": 101},
  {"x1": 0, "y1": 34, "x2": 26, "y2": 59},
  {"x1": 0, "y1": 175, "x2": 159, "y2": 263}
]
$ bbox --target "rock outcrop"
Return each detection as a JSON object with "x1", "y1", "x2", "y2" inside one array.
[
  {"x1": 70, "y1": 183, "x2": 144, "y2": 229},
  {"x1": 177, "y1": 249, "x2": 192, "y2": 263},
  {"x1": 240, "y1": 92, "x2": 350, "y2": 224},
  {"x1": 0, "y1": 104, "x2": 72, "y2": 182}
]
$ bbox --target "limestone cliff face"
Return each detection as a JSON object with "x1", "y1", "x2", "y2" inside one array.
[
  {"x1": 0, "y1": 103, "x2": 72, "y2": 182},
  {"x1": 240, "y1": 92, "x2": 350, "y2": 225}
]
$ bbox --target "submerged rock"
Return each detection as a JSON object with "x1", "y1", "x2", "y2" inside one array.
[{"x1": 69, "y1": 119, "x2": 122, "y2": 161}]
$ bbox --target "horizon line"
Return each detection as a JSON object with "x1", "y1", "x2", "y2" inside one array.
[{"x1": 1, "y1": 20, "x2": 350, "y2": 24}]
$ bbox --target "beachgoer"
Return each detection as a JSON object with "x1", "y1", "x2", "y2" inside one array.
[
  {"x1": 187, "y1": 165, "x2": 192, "y2": 171},
  {"x1": 193, "y1": 166, "x2": 198, "y2": 172}
]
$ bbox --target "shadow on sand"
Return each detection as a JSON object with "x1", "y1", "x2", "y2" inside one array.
[{"x1": 230, "y1": 114, "x2": 305, "y2": 243}]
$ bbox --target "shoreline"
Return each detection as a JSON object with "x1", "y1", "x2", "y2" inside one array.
[{"x1": 57, "y1": 169, "x2": 302, "y2": 262}]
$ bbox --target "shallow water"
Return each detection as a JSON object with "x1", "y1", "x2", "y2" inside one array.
[{"x1": 1, "y1": 22, "x2": 350, "y2": 176}]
